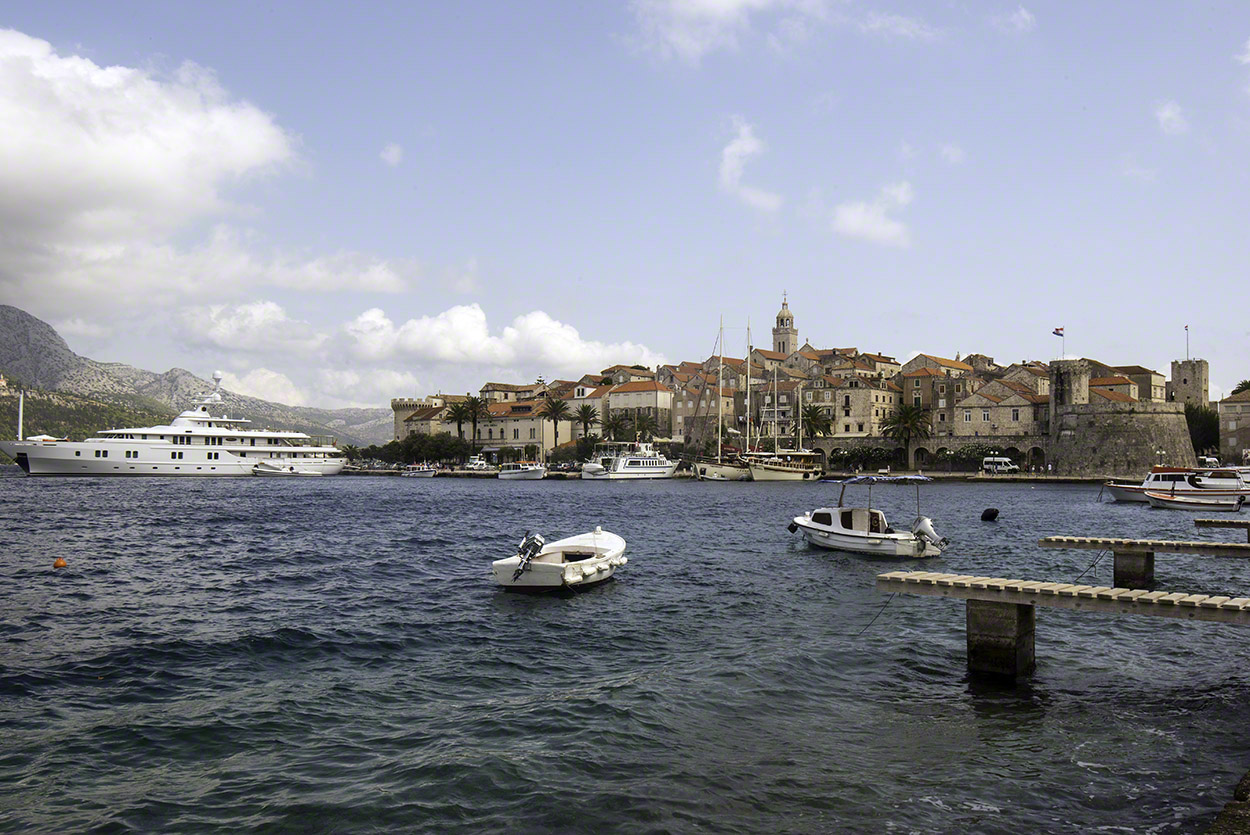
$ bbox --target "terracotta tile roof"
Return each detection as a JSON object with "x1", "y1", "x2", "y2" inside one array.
[
  {"x1": 601, "y1": 364, "x2": 655, "y2": 377},
  {"x1": 884, "y1": 381, "x2": 902, "y2": 392},
  {"x1": 1090, "y1": 387, "x2": 1136, "y2": 403},
  {"x1": 753, "y1": 348, "x2": 788, "y2": 360},
  {"x1": 403, "y1": 405, "x2": 446, "y2": 422},
  {"x1": 1024, "y1": 366, "x2": 1048, "y2": 376},
  {"x1": 903, "y1": 367, "x2": 945, "y2": 377},
  {"x1": 1000, "y1": 380, "x2": 1034, "y2": 394},
  {"x1": 1112, "y1": 365, "x2": 1160, "y2": 376},
  {"x1": 611, "y1": 380, "x2": 671, "y2": 394},
  {"x1": 861, "y1": 353, "x2": 898, "y2": 364},
  {"x1": 1021, "y1": 393, "x2": 1049, "y2": 404},
  {"x1": 920, "y1": 353, "x2": 974, "y2": 372},
  {"x1": 481, "y1": 382, "x2": 529, "y2": 391},
  {"x1": 797, "y1": 349, "x2": 821, "y2": 360},
  {"x1": 979, "y1": 393, "x2": 1003, "y2": 403},
  {"x1": 1090, "y1": 376, "x2": 1134, "y2": 387},
  {"x1": 1221, "y1": 389, "x2": 1250, "y2": 403}
]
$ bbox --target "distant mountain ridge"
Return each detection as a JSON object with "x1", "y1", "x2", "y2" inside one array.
[{"x1": 0, "y1": 305, "x2": 392, "y2": 446}]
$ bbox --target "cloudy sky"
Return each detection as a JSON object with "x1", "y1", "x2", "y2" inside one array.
[{"x1": 2, "y1": 2, "x2": 1249, "y2": 407}]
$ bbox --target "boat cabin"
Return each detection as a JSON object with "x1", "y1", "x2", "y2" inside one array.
[{"x1": 811, "y1": 508, "x2": 890, "y2": 533}]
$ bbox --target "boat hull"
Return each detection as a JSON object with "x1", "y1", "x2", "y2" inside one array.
[
  {"x1": 1106, "y1": 482, "x2": 1250, "y2": 503},
  {"x1": 498, "y1": 467, "x2": 546, "y2": 480},
  {"x1": 694, "y1": 461, "x2": 750, "y2": 481},
  {"x1": 581, "y1": 463, "x2": 678, "y2": 480},
  {"x1": 1145, "y1": 491, "x2": 1245, "y2": 512},
  {"x1": 0, "y1": 440, "x2": 343, "y2": 477},
  {"x1": 748, "y1": 463, "x2": 822, "y2": 481},
  {"x1": 402, "y1": 469, "x2": 437, "y2": 478}
]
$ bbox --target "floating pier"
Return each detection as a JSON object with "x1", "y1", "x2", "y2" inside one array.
[
  {"x1": 1037, "y1": 535, "x2": 1250, "y2": 587},
  {"x1": 876, "y1": 571, "x2": 1250, "y2": 679}
]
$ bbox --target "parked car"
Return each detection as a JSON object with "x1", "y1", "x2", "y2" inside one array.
[{"x1": 981, "y1": 456, "x2": 1019, "y2": 474}]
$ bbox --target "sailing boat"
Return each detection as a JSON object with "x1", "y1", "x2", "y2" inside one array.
[
  {"x1": 745, "y1": 364, "x2": 823, "y2": 482},
  {"x1": 694, "y1": 318, "x2": 750, "y2": 481}
]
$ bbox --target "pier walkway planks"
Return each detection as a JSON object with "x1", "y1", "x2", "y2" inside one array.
[
  {"x1": 1194, "y1": 518, "x2": 1250, "y2": 543},
  {"x1": 1037, "y1": 535, "x2": 1250, "y2": 586}
]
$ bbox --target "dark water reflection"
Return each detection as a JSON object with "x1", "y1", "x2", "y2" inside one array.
[{"x1": 0, "y1": 473, "x2": 1247, "y2": 833}]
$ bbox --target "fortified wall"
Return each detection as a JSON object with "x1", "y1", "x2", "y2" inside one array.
[{"x1": 1049, "y1": 360, "x2": 1194, "y2": 477}]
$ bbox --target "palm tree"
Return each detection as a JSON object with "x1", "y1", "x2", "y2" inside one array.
[
  {"x1": 538, "y1": 396, "x2": 571, "y2": 460},
  {"x1": 880, "y1": 404, "x2": 932, "y2": 470},
  {"x1": 1234, "y1": 380, "x2": 1250, "y2": 395},
  {"x1": 632, "y1": 411, "x2": 658, "y2": 442},
  {"x1": 445, "y1": 402, "x2": 470, "y2": 441},
  {"x1": 601, "y1": 412, "x2": 629, "y2": 441},
  {"x1": 464, "y1": 396, "x2": 489, "y2": 450},
  {"x1": 341, "y1": 444, "x2": 360, "y2": 462},
  {"x1": 575, "y1": 404, "x2": 600, "y2": 438},
  {"x1": 800, "y1": 404, "x2": 831, "y2": 447}
]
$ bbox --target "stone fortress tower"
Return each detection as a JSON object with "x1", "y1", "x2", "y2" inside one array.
[
  {"x1": 1168, "y1": 358, "x2": 1209, "y2": 405},
  {"x1": 773, "y1": 294, "x2": 798, "y2": 355}
]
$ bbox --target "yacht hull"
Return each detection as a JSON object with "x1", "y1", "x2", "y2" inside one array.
[
  {"x1": 498, "y1": 467, "x2": 546, "y2": 480},
  {"x1": 694, "y1": 461, "x2": 750, "y2": 481},
  {"x1": 748, "y1": 462, "x2": 822, "y2": 481},
  {"x1": 0, "y1": 440, "x2": 343, "y2": 477},
  {"x1": 581, "y1": 464, "x2": 678, "y2": 480}
]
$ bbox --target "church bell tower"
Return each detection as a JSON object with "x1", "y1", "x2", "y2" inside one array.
[{"x1": 773, "y1": 294, "x2": 798, "y2": 355}]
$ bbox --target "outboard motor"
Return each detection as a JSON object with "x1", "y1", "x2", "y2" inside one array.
[
  {"x1": 911, "y1": 516, "x2": 949, "y2": 550},
  {"x1": 512, "y1": 532, "x2": 545, "y2": 581}
]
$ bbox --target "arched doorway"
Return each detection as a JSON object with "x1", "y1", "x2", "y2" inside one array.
[
  {"x1": 913, "y1": 447, "x2": 930, "y2": 468},
  {"x1": 1029, "y1": 447, "x2": 1046, "y2": 470}
]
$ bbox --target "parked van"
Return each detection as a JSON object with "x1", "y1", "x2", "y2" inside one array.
[
  {"x1": 1198, "y1": 456, "x2": 1220, "y2": 468},
  {"x1": 981, "y1": 456, "x2": 1019, "y2": 474}
]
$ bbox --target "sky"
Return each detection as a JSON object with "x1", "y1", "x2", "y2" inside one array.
[{"x1": 1, "y1": 1, "x2": 1249, "y2": 408}]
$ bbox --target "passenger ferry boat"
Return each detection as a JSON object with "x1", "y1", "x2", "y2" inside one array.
[
  {"x1": 498, "y1": 461, "x2": 546, "y2": 480},
  {"x1": 581, "y1": 442, "x2": 678, "y2": 480},
  {"x1": 745, "y1": 449, "x2": 823, "y2": 482},
  {"x1": 0, "y1": 372, "x2": 344, "y2": 477},
  {"x1": 1104, "y1": 466, "x2": 1250, "y2": 503}
]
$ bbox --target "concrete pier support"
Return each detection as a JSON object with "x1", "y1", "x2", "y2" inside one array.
[
  {"x1": 966, "y1": 600, "x2": 1035, "y2": 678},
  {"x1": 1113, "y1": 550, "x2": 1154, "y2": 588}
]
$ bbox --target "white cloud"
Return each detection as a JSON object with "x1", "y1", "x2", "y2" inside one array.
[
  {"x1": 1235, "y1": 36, "x2": 1250, "y2": 64},
  {"x1": 183, "y1": 300, "x2": 328, "y2": 353},
  {"x1": 219, "y1": 367, "x2": 308, "y2": 406},
  {"x1": 940, "y1": 144, "x2": 966, "y2": 165},
  {"x1": 628, "y1": 0, "x2": 830, "y2": 64},
  {"x1": 719, "y1": 117, "x2": 783, "y2": 212},
  {"x1": 446, "y1": 257, "x2": 481, "y2": 294},
  {"x1": 992, "y1": 6, "x2": 1036, "y2": 34},
  {"x1": 380, "y1": 142, "x2": 403, "y2": 167},
  {"x1": 858, "y1": 12, "x2": 938, "y2": 41},
  {"x1": 316, "y1": 368, "x2": 421, "y2": 407},
  {"x1": 831, "y1": 181, "x2": 914, "y2": 248},
  {"x1": 1154, "y1": 100, "x2": 1189, "y2": 135},
  {"x1": 344, "y1": 304, "x2": 666, "y2": 373},
  {"x1": 53, "y1": 318, "x2": 111, "y2": 339},
  {"x1": 0, "y1": 29, "x2": 410, "y2": 317}
]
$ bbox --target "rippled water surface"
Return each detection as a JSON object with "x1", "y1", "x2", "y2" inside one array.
[{"x1": 1, "y1": 472, "x2": 1248, "y2": 833}]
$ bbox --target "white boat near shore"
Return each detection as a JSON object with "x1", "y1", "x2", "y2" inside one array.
[
  {"x1": 1145, "y1": 491, "x2": 1245, "y2": 512},
  {"x1": 1105, "y1": 466, "x2": 1250, "y2": 503},
  {"x1": 0, "y1": 372, "x2": 344, "y2": 477},
  {"x1": 581, "y1": 442, "x2": 677, "y2": 480},
  {"x1": 498, "y1": 461, "x2": 546, "y2": 480}
]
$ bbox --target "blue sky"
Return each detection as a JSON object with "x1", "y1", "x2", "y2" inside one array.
[{"x1": 2, "y1": 2, "x2": 1248, "y2": 406}]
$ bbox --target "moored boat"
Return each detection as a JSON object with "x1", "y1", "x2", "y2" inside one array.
[
  {"x1": 492, "y1": 528, "x2": 628, "y2": 590},
  {"x1": 788, "y1": 475, "x2": 947, "y2": 557},
  {"x1": 1145, "y1": 491, "x2": 1245, "y2": 512},
  {"x1": 252, "y1": 461, "x2": 324, "y2": 477},
  {"x1": 746, "y1": 449, "x2": 823, "y2": 482},
  {"x1": 402, "y1": 464, "x2": 438, "y2": 477},
  {"x1": 1105, "y1": 466, "x2": 1250, "y2": 503},
  {"x1": 581, "y1": 442, "x2": 677, "y2": 480},
  {"x1": 498, "y1": 461, "x2": 546, "y2": 480}
]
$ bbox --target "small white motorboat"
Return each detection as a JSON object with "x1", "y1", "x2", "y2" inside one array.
[
  {"x1": 492, "y1": 528, "x2": 627, "y2": 591},
  {"x1": 1145, "y1": 491, "x2": 1245, "y2": 512},
  {"x1": 498, "y1": 461, "x2": 546, "y2": 480},
  {"x1": 788, "y1": 475, "x2": 947, "y2": 558},
  {"x1": 402, "y1": 464, "x2": 438, "y2": 477},
  {"x1": 252, "y1": 461, "x2": 324, "y2": 477}
]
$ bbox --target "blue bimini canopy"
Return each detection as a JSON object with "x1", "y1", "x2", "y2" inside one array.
[{"x1": 821, "y1": 475, "x2": 934, "y2": 485}]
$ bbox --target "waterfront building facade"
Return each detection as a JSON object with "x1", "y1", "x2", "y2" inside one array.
[{"x1": 1219, "y1": 389, "x2": 1250, "y2": 463}]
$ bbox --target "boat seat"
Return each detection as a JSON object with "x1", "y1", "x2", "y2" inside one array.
[{"x1": 563, "y1": 551, "x2": 597, "y2": 562}]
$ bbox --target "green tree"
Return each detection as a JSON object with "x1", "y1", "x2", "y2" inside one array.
[
  {"x1": 341, "y1": 444, "x2": 360, "y2": 462},
  {"x1": 574, "y1": 404, "x2": 600, "y2": 438},
  {"x1": 1185, "y1": 403, "x2": 1220, "y2": 456},
  {"x1": 445, "y1": 401, "x2": 470, "y2": 441},
  {"x1": 880, "y1": 404, "x2": 932, "y2": 470},
  {"x1": 464, "y1": 396, "x2": 489, "y2": 450},
  {"x1": 800, "y1": 404, "x2": 832, "y2": 448},
  {"x1": 1233, "y1": 380, "x2": 1250, "y2": 395},
  {"x1": 601, "y1": 412, "x2": 629, "y2": 441},
  {"x1": 632, "y1": 411, "x2": 658, "y2": 442},
  {"x1": 538, "y1": 396, "x2": 571, "y2": 459}
]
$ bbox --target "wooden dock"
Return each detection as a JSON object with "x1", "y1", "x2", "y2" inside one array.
[
  {"x1": 876, "y1": 570, "x2": 1250, "y2": 678},
  {"x1": 1037, "y1": 535, "x2": 1250, "y2": 587},
  {"x1": 1194, "y1": 518, "x2": 1250, "y2": 543}
]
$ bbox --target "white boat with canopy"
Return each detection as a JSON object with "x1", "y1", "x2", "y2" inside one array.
[
  {"x1": 788, "y1": 475, "x2": 948, "y2": 557},
  {"x1": 0, "y1": 372, "x2": 344, "y2": 477},
  {"x1": 1105, "y1": 466, "x2": 1250, "y2": 503},
  {"x1": 492, "y1": 528, "x2": 628, "y2": 590}
]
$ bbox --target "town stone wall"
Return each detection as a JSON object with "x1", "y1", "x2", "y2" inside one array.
[{"x1": 1049, "y1": 401, "x2": 1194, "y2": 476}]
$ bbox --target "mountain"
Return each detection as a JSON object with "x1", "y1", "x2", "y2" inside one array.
[{"x1": 0, "y1": 305, "x2": 393, "y2": 446}]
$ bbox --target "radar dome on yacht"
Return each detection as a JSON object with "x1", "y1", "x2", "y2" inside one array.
[{"x1": 213, "y1": 370, "x2": 224, "y2": 383}]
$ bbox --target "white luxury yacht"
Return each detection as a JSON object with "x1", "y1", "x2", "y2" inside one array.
[
  {"x1": 0, "y1": 372, "x2": 345, "y2": 477},
  {"x1": 581, "y1": 441, "x2": 678, "y2": 480}
]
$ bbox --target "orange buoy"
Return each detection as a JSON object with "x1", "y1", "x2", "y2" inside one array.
[{"x1": 53, "y1": 557, "x2": 67, "y2": 569}]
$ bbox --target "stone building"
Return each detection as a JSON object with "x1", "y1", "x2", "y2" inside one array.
[
  {"x1": 1218, "y1": 389, "x2": 1250, "y2": 463},
  {"x1": 391, "y1": 393, "x2": 467, "y2": 441},
  {"x1": 480, "y1": 381, "x2": 548, "y2": 403},
  {"x1": 568, "y1": 383, "x2": 611, "y2": 439},
  {"x1": 772, "y1": 296, "x2": 798, "y2": 355},
  {"x1": 1168, "y1": 359, "x2": 1209, "y2": 405},
  {"x1": 602, "y1": 365, "x2": 656, "y2": 386},
  {"x1": 1112, "y1": 365, "x2": 1166, "y2": 401},
  {"x1": 473, "y1": 400, "x2": 557, "y2": 459},
  {"x1": 607, "y1": 380, "x2": 673, "y2": 435},
  {"x1": 900, "y1": 353, "x2": 975, "y2": 378},
  {"x1": 673, "y1": 386, "x2": 736, "y2": 446},
  {"x1": 1088, "y1": 376, "x2": 1139, "y2": 401},
  {"x1": 804, "y1": 377, "x2": 898, "y2": 439}
]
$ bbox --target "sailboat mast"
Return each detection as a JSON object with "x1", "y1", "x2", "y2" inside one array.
[
  {"x1": 772, "y1": 365, "x2": 778, "y2": 450},
  {"x1": 717, "y1": 316, "x2": 723, "y2": 461},
  {"x1": 745, "y1": 322, "x2": 751, "y2": 453},
  {"x1": 797, "y1": 381, "x2": 803, "y2": 451}
]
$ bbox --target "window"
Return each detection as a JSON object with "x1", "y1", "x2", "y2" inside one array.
[
  {"x1": 982, "y1": 409, "x2": 990, "y2": 422},
  {"x1": 912, "y1": 396, "x2": 921, "y2": 407},
  {"x1": 94, "y1": 450, "x2": 101, "y2": 458},
  {"x1": 843, "y1": 408, "x2": 851, "y2": 417},
  {"x1": 938, "y1": 384, "x2": 946, "y2": 394},
  {"x1": 844, "y1": 424, "x2": 851, "y2": 432},
  {"x1": 75, "y1": 451, "x2": 81, "y2": 457},
  {"x1": 857, "y1": 423, "x2": 864, "y2": 432},
  {"x1": 1012, "y1": 409, "x2": 1021, "y2": 422},
  {"x1": 513, "y1": 428, "x2": 520, "y2": 440},
  {"x1": 913, "y1": 379, "x2": 920, "y2": 388},
  {"x1": 938, "y1": 413, "x2": 947, "y2": 423},
  {"x1": 955, "y1": 384, "x2": 962, "y2": 393},
  {"x1": 963, "y1": 410, "x2": 972, "y2": 422},
  {"x1": 529, "y1": 428, "x2": 536, "y2": 439}
]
